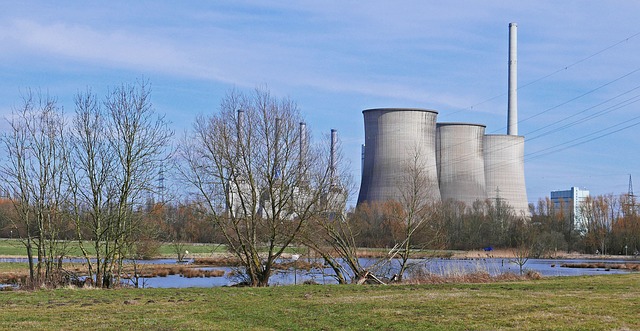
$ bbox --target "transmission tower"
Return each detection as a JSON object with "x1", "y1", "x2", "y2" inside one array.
[{"x1": 158, "y1": 163, "x2": 165, "y2": 204}]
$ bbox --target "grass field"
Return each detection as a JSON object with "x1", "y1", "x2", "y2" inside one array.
[
  {"x1": 0, "y1": 273, "x2": 639, "y2": 330},
  {"x1": 0, "y1": 239, "x2": 226, "y2": 258}
]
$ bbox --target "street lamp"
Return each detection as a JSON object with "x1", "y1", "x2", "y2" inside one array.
[{"x1": 625, "y1": 245, "x2": 628, "y2": 256}]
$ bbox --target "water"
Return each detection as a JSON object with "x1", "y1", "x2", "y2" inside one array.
[
  {"x1": 417, "y1": 258, "x2": 635, "y2": 277},
  {"x1": 132, "y1": 267, "x2": 236, "y2": 288},
  {"x1": 2, "y1": 256, "x2": 637, "y2": 288}
]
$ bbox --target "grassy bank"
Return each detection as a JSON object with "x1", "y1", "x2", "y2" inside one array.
[
  {"x1": 0, "y1": 273, "x2": 639, "y2": 330},
  {"x1": 0, "y1": 239, "x2": 226, "y2": 258}
]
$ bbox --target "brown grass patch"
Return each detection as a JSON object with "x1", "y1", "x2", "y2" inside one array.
[
  {"x1": 402, "y1": 270, "x2": 542, "y2": 285},
  {"x1": 125, "y1": 265, "x2": 225, "y2": 278},
  {"x1": 560, "y1": 262, "x2": 640, "y2": 271},
  {"x1": 179, "y1": 268, "x2": 225, "y2": 278},
  {"x1": 0, "y1": 272, "x2": 28, "y2": 285},
  {"x1": 193, "y1": 255, "x2": 242, "y2": 267}
]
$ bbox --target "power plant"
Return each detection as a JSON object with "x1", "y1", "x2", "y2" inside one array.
[
  {"x1": 436, "y1": 122, "x2": 488, "y2": 207},
  {"x1": 357, "y1": 23, "x2": 529, "y2": 216},
  {"x1": 357, "y1": 108, "x2": 441, "y2": 204}
]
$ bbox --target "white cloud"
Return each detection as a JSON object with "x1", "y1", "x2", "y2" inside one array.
[{"x1": 3, "y1": 1, "x2": 640, "y2": 201}]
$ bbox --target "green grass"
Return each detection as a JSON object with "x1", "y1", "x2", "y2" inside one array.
[
  {"x1": 0, "y1": 273, "x2": 639, "y2": 330},
  {"x1": 0, "y1": 262, "x2": 28, "y2": 272},
  {"x1": 0, "y1": 239, "x2": 30, "y2": 256},
  {"x1": 156, "y1": 243, "x2": 226, "y2": 257},
  {"x1": 0, "y1": 239, "x2": 226, "y2": 258}
]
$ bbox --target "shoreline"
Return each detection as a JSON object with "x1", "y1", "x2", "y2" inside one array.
[{"x1": 1, "y1": 250, "x2": 639, "y2": 262}]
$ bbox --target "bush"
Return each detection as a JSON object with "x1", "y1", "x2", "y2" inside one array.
[{"x1": 134, "y1": 239, "x2": 161, "y2": 260}]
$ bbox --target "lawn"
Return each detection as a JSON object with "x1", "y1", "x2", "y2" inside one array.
[
  {"x1": 0, "y1": 239, "x2": 226, "y2": 258},
  {"x1": 0, "y1": 273, "x2": 638, "y2": 330}
]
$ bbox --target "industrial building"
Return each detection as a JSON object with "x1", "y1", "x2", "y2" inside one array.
[
  {"x1": 357, "y1": 108, "x2": 441, "y2": 204},
  {"x1": 436, "y1": 122, "x2": 488, "y2": 207},
  {"x1": 226, "y1": 111, "x2": 347, "y2": 220},
  {"x1": 356, "y1": 107, "x2": 529, "y2": 216},
  {"x1": 357, "y1": 23, "x2": 529, "y2": 216},
  {"x1": 550, "y1": 187, "x2": 590, "y2": 232}
]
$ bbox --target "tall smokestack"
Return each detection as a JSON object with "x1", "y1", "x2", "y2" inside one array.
[
  {"x1": 275, "y1": 118, "x2": 281, "y2": 179},
  {"x1": 299, "y1": 122, "x2": 307, "y2": 168},
  {"x1": 237, "y1": 109, "x2": 245, "y2": 144},
  {"x1": 235, "y1": 109, "x2": 245, "y2": 176},
  {"x1": 330, "y1": 129, "x2": 337, "y2": 179},
  {"x1": 507, "y1": 22, "x2": 518, "y2": 135}
]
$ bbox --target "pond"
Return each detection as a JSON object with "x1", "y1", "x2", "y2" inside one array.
[
  {"x1": 135, "y1": 257, "x2": 638, "y2": 288},
  {"x1": 1, "y1": 256, "x2": 637, "y2": 288}
]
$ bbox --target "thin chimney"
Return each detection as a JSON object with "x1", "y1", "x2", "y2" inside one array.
[
  {"x1": 508, "y1": 22, "x2": 518, "y2": 135},
  {"x1": 299, "y1": 122, "x2": 307, "y2": 168},
  {"x1": 330, "y1": 129, "x2": 337, "y2": 180},
  {"x1": 235, "y1": 109, "x2": 245, "y2": 177},
  {"x1": 275, "y1": 118, "x2": 281, "y2": 179},
  {"x1": 237, "y1": 109, "x2": 245, "y2": 147}
]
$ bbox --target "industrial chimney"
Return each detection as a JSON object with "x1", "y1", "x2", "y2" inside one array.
[
  {"x1": 275, "y1": 118, "x2": 281, "y2": 179},
  {"x1": 299, "y1": 122, "x2": 307, "y2": 169},
  {"x1": 507, "y1": 22, "x2": 518, "y2": 135},
  {"x1": 330, "y1": 129, "x2": 337, "y2": 180}
]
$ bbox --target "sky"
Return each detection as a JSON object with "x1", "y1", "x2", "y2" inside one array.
[{"x1": 2, "y1": 1, "x2": 640, "y2": 207}]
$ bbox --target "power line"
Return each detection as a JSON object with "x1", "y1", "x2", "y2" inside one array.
[
  {"x1": 525, "y1": 87, "x2": 640, "y2": 141},
  {"x1": 525, "y1": 113, "x2": 640, "y2": 161},
  {"x1": 515, "y1": 66, "x2": 640, "y2": 128},
  {"x1": 444, "y1": 30, "x2": 640, "y2": 119}
]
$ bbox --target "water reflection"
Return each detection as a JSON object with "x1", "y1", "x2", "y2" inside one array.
[{"x1": 1, "y1": 256, "x2": 637, "y2": 288}]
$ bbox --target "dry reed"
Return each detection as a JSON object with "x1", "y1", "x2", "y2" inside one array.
[{"x1": 560, "y1": 263, "x2": 640, "y2": 271}]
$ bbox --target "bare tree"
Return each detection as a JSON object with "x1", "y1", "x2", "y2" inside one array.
[
  {"x1": 68, "y1": 88, "x2": 115, "y2": 287},
  {"x1": 581, "y1": 194, "x2": 620, "y2": 255},
  {"x1": 1, "y1": 90, "x2": 68, "y2": 287},
  {"x1": 179, "y1": 88, "x2": 333, "y2": 287},
  {"x1": 389, "y1": 147, "x2": 441, "y2": 282},
  {"x1": 68, "y1": 80, "x2": 172, "y2": 287},
  {"x1": 301, "y1": 210, "x2": 366, "y2": 284},
  {"x1": 509, "y1": 218, "x2": 531, "y2": 275},
  {"x1": 298, "y1": 135, "x2": 363, "y2": 284}
]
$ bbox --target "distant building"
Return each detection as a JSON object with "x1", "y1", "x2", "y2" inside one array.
[{"x1": 550, "y1": 187, "x2": 590, "y2": 232}]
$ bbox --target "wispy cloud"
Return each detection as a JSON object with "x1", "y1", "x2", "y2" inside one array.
[{"x1": 3, "y1": 1, "x2": 640, "y2": 200}]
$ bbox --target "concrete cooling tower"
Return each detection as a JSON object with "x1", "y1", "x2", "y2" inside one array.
[
  {"x1": 356, "y1": 23, "x2": 528, "y2": 217},
  {"x1": 483, "y1": 134, "x2": 528, "y2": 216},
  {"x1": 357, "y1": 108, "x2": 441, "y2": 205},
  {"x1": 482, "y1": 22, "x2": 528, "y2": 216},
  {"x1": 436, "y1": 123, "x2": 487, "y2": 206}
]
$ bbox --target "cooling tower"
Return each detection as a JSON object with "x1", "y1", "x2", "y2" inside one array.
[
  {"x1": 483, "y1": 134, "x2": 528, "y2": 216},
  {"x1": 357, "y1": 108, "x2": 441, "y2": 205},
  {"x1": 436, "y1": 123, "x2": 487, "y2": 206}
]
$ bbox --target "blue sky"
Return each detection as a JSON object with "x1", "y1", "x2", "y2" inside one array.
[{"x1": 2, "y1": 1, "x2": 640, "y2": 206}]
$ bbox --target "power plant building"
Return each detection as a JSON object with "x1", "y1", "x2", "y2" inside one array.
[
  {"x1": 550, "y1": 187, "x2": 590, "y2": 232},
  {"x1": 483, "y1": 134, "x2": 528, "y2": 215},
  {"x1": 357, "y1": 109, "x2": 529, "y2": 216},
  {"x1": 357, "y1": 108, "x2": 441, "y2": 204},
  {"x1": 436, "y1": 123, "x2": 487, "y2": 206},
  {"x1": 356, "y1": 22, "x2": 529, "y2": 216}
]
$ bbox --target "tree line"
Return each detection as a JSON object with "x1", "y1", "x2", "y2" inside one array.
[
  {"x1": 1, "y1": 80, "x2": 172, "y2": 288},
  {"x1": 1, "y1": 82, "x2": 638, "y2": 288}
]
